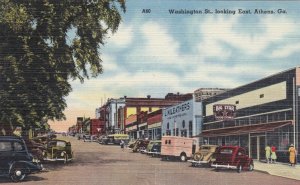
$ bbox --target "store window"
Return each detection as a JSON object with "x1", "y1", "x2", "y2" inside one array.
[{"x1": 189, "y1": 121, "x2": 193, "y2": 138}]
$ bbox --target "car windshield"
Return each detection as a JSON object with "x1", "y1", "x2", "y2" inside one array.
[
  {"x1": 220, "y1": 148, "x2": 233, "y2": 154},
  {"x1": 56, "y1": 141, "x2": 66, "y2": 147}
]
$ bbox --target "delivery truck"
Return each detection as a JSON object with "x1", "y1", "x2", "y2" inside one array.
[{"x1": 161, "y1": 136, "x2": 198, "y2": 161}]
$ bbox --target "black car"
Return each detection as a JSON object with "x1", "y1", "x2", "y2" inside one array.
[{"x1": 0, "y1": 136, "x2": 43, "y2": 182}]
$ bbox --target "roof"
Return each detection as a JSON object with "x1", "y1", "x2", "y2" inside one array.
[
  {"x1": 200, "y1": 120, "x2": 292, "y2": 137},
  {"x1": 0, "y1": 136, "x2": 23, "y2": 141}
]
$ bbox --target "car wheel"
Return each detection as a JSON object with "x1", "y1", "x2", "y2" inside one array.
[
  {"x1": 180, "y1": 153, "x2": 187, "y2": 162},
  {"x1": 237, "y1": 164, "x2": 242, "y2": 173},
  {"x1": 10, "y1": 164, "x2": 27, "y2": 182},
  {"x1": 194, "y1": 153, "x2": 203, "y2": 161},
  {"x1": 248, "y1": 163, "x2": 254, "y2": 171}
]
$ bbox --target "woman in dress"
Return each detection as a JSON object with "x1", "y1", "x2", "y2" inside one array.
[
  {"x1": 271, "y1": 145, "x2": 277, "y2": 163},
  {"x1": 289, "y1": 144, "x2": 297, "y2": 167},
  {"x1": 265, "y1": 145, "x2": 271, "y2": 164}
]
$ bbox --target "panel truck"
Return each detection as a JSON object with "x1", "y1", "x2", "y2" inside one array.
[{"x1": 160, "y1": 136, "x2": 198, "y2": 162}]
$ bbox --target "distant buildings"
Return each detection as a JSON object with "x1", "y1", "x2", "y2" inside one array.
[
  {"x1": 69, "y1": 66, "x2": 300, "y2": 163},
  {"x1": 194, "y1": 88, "x2": 229, "y2": 102}
]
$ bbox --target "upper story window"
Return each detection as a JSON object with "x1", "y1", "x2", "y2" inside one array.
[{"x1": 260, "y1": 94, "x2": 264, "y2": 98}]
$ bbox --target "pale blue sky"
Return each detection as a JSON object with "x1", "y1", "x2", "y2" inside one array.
[{"x1": 51, "y1": 0, "x2": 300, "y2": 131}]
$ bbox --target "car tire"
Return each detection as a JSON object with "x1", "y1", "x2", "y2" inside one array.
[
  {"x1": 248, "y1": 163, "x2": 254, "y2": 171},
  {"x1": 237, "y1": 164, "x2": 242, "y2": 173},
  {"x1": 10, "y1": 164, "x2": 27, "y2": 182},
  {"x1": 180, "y1": 153, "x2": 187, "y2": 162}
]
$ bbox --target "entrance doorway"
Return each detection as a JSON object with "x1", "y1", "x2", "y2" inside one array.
[{"x1": 250, "y1": 135, "x2": 266, "y2": 160}]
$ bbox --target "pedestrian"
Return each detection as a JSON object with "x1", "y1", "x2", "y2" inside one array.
[
  {"x1": 120, "y1": 140, "x2": 125, "y2": 151},
  {"x1": 271, "y1": 145, "x2": 277, "y2": 163},
  {"x1": 289, "y1": 144, "x2": 297, "y2": 167},
  {"x1": 265, "y1": 145, "x2": 271, "y2": 164}
]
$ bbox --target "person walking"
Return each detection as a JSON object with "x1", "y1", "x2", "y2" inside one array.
[
  {"x1": 120, "y1": 140, "x2": 125, "y2": 151},
  {"x1": 271, "y1": 145, "x2": 277, "y2": 163},
  {"x1": 265, "y1": 145, "x2": 271, "y2": 164},
  {"x1": 289, "y1": 144, "x2": 297, "y2": 167}
]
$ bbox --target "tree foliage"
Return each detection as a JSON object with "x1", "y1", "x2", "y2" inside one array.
[{"x1": 0, "y1": 0, "x2": 125, "y2": 130}]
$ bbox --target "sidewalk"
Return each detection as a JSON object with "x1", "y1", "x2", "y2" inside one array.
[{"x1": 254, "y1": 160, "x2": 300, "y2": 181}]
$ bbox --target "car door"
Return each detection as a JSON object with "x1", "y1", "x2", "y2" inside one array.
[
  {"x1": 13, "y1": 141, "x2": 29, "y2": 161},
  {"x1": 235, "y1": 148, "x2": 246, "y2": 167},
  {"x1": 0, "y1": 141, "x2": 13, "y2": 174}
]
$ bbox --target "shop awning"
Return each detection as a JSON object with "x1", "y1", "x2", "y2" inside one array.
[{"x1": 200, "y1": 120, "x2": 293, "y2": 137}]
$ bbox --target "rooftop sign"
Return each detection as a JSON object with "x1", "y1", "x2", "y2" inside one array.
[{"x1": 213, "y1": 104, "x2": 236, "y2": 120}]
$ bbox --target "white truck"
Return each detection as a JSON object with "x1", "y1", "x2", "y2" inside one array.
[{"x1": 160, "y1": 136, "x2": 198, "y2": 161}]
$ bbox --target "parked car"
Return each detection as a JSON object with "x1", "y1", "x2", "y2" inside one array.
[
  {"x1": 43, "y1": 139, "x2": 73, "y2": 163},
  {"x1": 127, "y1": 139, "x2": 137, "y2": 149},
  {"x1": 83, "y1": 134, "x2": 91, "y2": 142},
  {"x1": 83, "y1": 134, "x2": 98, "y2": 142},
  {"x1": 0, "y1": 136, "x2": 43, "y2": 182},
  {"x1": 188, "y1": 145, "x2": 218, "y2": 167},
  {"x1": 24, "y1": 138, "x2": 46, "y2": 162},
  {"x1": 146, "y1": 140, "x2": 161, "y2": 157},
  {"x1": 211, "y1": 146, "x2": 254, "y2": 173},
  {"x1": 132, "y1": 139, "x2": 150, "y2": 153},
  {"x1": 161, "y1": 136, "x2": 198, "y2": 162}
]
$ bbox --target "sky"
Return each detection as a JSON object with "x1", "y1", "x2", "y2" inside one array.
[{"x1": 50, "y1": 0, "x2": 300, "y2": 132}]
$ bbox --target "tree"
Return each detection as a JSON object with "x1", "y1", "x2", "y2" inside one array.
[{"x1": 0, "y1": 0, "x2": 126, "y2": 131}]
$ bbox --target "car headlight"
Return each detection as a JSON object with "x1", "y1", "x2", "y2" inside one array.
[{"x1": 61, "y1": 152, "x2": 65, "y2": 157}]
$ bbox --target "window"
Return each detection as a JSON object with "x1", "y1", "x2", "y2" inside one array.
[
  {"x1": 220, "y1": 148, "x2": 233, "y2": 154},
  {"x1": 260, "y1": 94, "x2": 264, "y2": 98},
  {"x1": 182, "y1": 120, "x2": 185, "y2": 128},
  {"x1": 176, "y1": 128, "x2": 179, "y2": 136},
  {"x1": 13, "y1": 142, "x2": 25, "y2": 151},
  {"x1": 189, "y1": 121, "x2": 193, "y2": 138},
  {"x1": 235, "y1": 101, "x2": 239, "y2": 104},
  {"x1": 0, "y1": 142, "x2": 12, "y2": 151}
]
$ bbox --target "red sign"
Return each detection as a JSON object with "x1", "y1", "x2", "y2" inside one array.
[{"x1": 213, "y1": 104, "x2": 236, "y2": 120}]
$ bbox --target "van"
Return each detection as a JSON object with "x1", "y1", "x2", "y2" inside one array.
[{"x1": 161, "y1": 136, "x2": 198, "y2": 161}]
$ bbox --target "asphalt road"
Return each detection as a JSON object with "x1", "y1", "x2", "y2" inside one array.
[{"x1": 1, "y1": 136, "x2": 299, "y2": 185}]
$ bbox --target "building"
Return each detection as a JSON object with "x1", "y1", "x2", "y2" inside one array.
[
  {"x1": 201, "y1": 67, "x2": 300, "y2": 162},
  {"x1": 147, "y1": 109, "x2": 162, "y2": 140},
  {"x1": 161, "y1": 97, "x2": 202, "y2": 138},
  {"x1": 194, "y1": 88, "x2": 229, "y2": 102},
  {"x1": 123, "y1": 93, "x2": 192, "y2": 137}
]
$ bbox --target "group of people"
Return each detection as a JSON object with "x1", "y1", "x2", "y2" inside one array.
[
  {"x1": 265, "y1": 144, "x2": 297, "y2": 166},
  {"x1": 265, "y1": 145, "x2": 277, "y2": 163}
]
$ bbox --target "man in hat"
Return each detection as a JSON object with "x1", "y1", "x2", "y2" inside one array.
[{"x1": 289, "y1": 144, "x2": 297, "y2": 166}]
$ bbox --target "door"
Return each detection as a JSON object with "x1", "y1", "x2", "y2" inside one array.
[
  {"x1": 259, "y1": 136, "x2": 266, "y2": 161},
  {"x1": 250, "y1": 136, "x2": 266, "y2": 160},
  {"x1": 250, "y1": 137, "x2": 257, "y2": 159}
]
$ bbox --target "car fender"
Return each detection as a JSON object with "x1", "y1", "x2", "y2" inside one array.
[{"x1": 9, "y1": 161, "x2": 42, "y2": 174}]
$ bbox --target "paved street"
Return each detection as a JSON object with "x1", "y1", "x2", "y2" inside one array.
[{"x1": 1, "y1": 136, "x2": 299, "y2": 185}]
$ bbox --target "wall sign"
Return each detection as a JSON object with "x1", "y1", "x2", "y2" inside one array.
[{"x1": 213, "y1": 104, "x2": 236, "y2": 120}]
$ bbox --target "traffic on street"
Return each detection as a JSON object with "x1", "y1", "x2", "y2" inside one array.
[{"x1": 0, "y1": 135, "x2": 299, "y2": 185}]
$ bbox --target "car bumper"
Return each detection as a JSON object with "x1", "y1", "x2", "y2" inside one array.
[
  {"x1": 211, "y1": 164, "x2": 237, "y2": 169},
  {"x1": 43, "y1": 158, "x2": 73, "y2": 162},
  {"x1": 147, "y1": 151, "x2": 161, "y2": 155},
  {"x1": 187, "y1": 160, "x2": 209, "y2": 164}
]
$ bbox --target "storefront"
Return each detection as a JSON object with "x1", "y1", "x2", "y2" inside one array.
[
  {"x1": 162, "y1": 98, "x2": 202, "y2": 138},
  {"x1": 202, "y1": 67, "x2": 300, "y2": 162}
]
